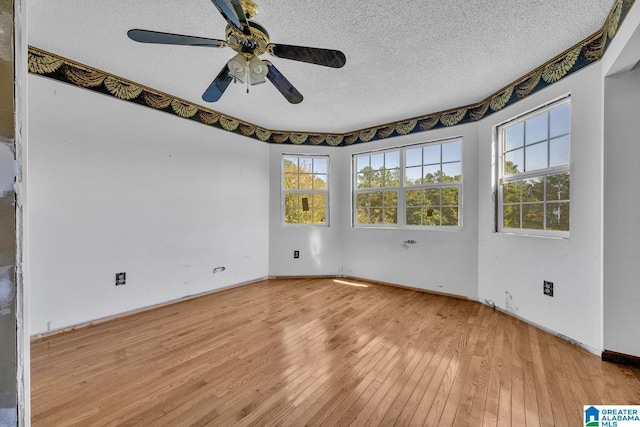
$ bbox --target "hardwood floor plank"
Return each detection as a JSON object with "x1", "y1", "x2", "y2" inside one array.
[
  {"x1": 480, "y1": 309, "x2": 506, "y2": 427},
  {"x1": 30, "y1": 278, "x2": 640, "y2": 426}
]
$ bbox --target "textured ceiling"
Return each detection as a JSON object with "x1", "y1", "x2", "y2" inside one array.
[{"x1": 28, "y1": 0, "x2": 616, "y2": 134}]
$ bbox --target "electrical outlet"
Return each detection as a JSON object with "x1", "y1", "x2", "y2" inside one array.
[
  {"x1": 543, "y1": 280, "x2": 553, "y2": 297},
  {"x1": 115, "y1": 272, "x2": 126, "y2": 286},
  {"x1": 294, "y1": 250, "x2": 300, "y2": 259}
]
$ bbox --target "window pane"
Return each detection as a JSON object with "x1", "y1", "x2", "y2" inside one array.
[
  {"x1": 442, "y1": 187, "x2": 459, "y2": 206},
  {"x1": 425, "y1": 208, "x2": 440, "y2": 226},
  {"x1": 298, "y1": 173, "x2": 313, "y2": 189},
  {"x1": 442, "y1": 140, "x2": 461, "y2": 162},
  {"x1": 423, "y1": 144, "x2": 440, "y2": 165},
  {"x1": 383, "y1": 191, "x2": 398, "y2": 207},
  {"x1": 284, "y1": 193, "x2": 299, "y2": 223},
  {"x1": 522, "y1": 177, "x2": 543, "y2": 202},
  {"x1": 406, "y1": 147, "x2": 422, "y2": 167},
  {"x1": 503, "y1": 205, "x2": 520, "y2": 228},
  {"x1": 284, "y1": 173, "x2": 298, "y2": 189},
  {"x1": 370, "y1": 208, "x2": 383, "y2": 224},
  {"x1": 384, "y1": 208, "x2": 397, "y2": 224},
  {"x1": 299, "y1": 158, "x2": 313, "y2": 173},
  {"x1": 525, "y1": 142, "x2": 547, "y2": 171},
  {"x1": 505, "y1": 122, "x2": 524, "y2": 151},
  {"x1": 369, "y1": 170, "x2": 384, "y2": 188},
  {"x1": 441, "y1": 207, "x2": 458, "y2": 226},
  {"x1": 384, "y1": 169, "x2": 400, "y2": 187},
  {"x1": 313, "y1": 210, "x2": 326, "y2": 224},
  {"x1": 405, "y1": 166, "x2": 422, "y2": 185},
  {"x1": 313, "y1": 174, "x2": 327, "y2": 190},
  {"x1": 504, "y1": 148, "x2": 523, "y2": 175},
  {"x1": 442, "y1": 162, "x2": 462, "y2": 182},
  {"x1": 550, "y1": 135, "x2": 570, "y2": 167},
  {"x1": 406, "y1": 189, "x2": 423, "y2": 207},
  {"x1": 550, "y1": 103, "x2": 571, "y2": 137},
  {"x1": 313, "y1": 158, "x2": 327, "y2": 173},
  {"x1": 424, "y1": 188, "x2": 441, "y2": 206},
  {"x1": 370, "y1": 153, "x2": 384, "y2": 170},
  {"x1": 525, "y1": 113, "x2": 548, "y2": 144},
  {"x1": 503, "y1": 181, "x2": 521, "y2": 203},
  {"x1": 423, "y1": 164, "x2": 441, "y2": 183},
  {"x1": 385, "y1": 151, "x2": 400, "y2": 169},
  {"x1": 283, "y1": 156, "x2": 298, "y2": 169},
  {"x1": 313, "y1": 194, "x2": 327, "y2": 224},
  {"x1": 522, "y1": 203, "x2": 544, "y2": 229},
  {"x1": 369, "y1": 191, "x2": 383, "y2": 207},
  {"x1": 356, "y1": 156, "x2": 369, "y2": 173},
  {"x1": 546, "y1": 173, "x2": 570, "y2": 201},
  {"x1": 356, "y1": 172, "x2": 371, "y2": 189},
  {"x1": 356, "y1": 193, "x2": 369, "y2": 208},
  {"x1": 357, "y1": 207, "x2": 369, "y2": 224},
  {"x1": 546, "y1": 202, "x2": 570, "y2": 231},
  {"x1": 406, "y1": 208, "x2": 422, "y2": 225},
  {"x1": 299, "y1": 194, "x2": 313, "y2": 223}
]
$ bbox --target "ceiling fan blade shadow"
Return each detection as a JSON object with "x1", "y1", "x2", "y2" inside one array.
[
  {"x1": 268, "y1": 44, "x2": 346, "y2": 68},
  {"x1": 265, "y1": 61, "x2": 303, "y2": 104},
  {"x1": 128, "y1": 29, "x2": 226, "y2": 47},
  {"x1": 210, "y1": 0, "x2": 252, "y2": 36},
  {"x1": 202, "y1": 65, "x2": 233, "y2": 102}
]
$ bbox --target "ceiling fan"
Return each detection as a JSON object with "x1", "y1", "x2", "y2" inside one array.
[{"x1": 127, "y1": 0, "x2": 346, "y2": 104}]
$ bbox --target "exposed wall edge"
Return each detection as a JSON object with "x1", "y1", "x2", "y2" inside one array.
[
  {"x1": 27, "y1": 0, "x2": 635, "y2": 147},
  {"x1": 602, "y1": 349, "x2": 640, "y2": 367}
]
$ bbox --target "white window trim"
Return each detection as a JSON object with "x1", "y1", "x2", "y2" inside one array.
[
  {"x1": 352, "y1": 137, "x2": 463, "y2": 230},
  {"x1": 281, "y1": 154, "x2": 330, "y2": 227},
  {"x1": 495, "y1": 96, "x2": 571, "y2": 238}
]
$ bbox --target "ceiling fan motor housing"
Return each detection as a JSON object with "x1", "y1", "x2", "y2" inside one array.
[{"x1": 225, "y1": 21, "x2": 270, "y2": 57}]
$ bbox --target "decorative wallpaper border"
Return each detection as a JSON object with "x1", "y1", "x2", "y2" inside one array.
[{"x1": 28, "y1": 0, "x2": 634, "y2": 147}]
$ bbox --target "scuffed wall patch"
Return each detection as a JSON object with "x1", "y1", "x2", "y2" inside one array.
[{"x1": 505, "y1": 291, "x2": 519, "y2": 314}]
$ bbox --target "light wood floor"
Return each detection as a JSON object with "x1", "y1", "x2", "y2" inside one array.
[{"x1": 32, "y1": 278, "x2": 640, "y2": 426}]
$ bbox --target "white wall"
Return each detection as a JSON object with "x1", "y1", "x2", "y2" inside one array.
[
  {"x1": 477, "y1": 63, "x2": 604, "y2": 351},
  {"x1": 28, "y1": 75, "x2": 270, "y2": 334},
  {"x1": 603, "y1": 65, "x2": 640, "y2": 358}
]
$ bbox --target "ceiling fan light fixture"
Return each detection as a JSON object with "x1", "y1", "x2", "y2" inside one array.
[
  {"x1": 227, "y1": 52, "x2": 247, "y2": 83},
  {"x1": 249, "y1": 55, "x2": 268, "y2": 85}
]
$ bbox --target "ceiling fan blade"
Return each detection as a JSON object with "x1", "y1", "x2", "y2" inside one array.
[
  {"x1": 202, "y1": 65, "x2": 233, "y2": 102},
  {"x1": 265, "y1": 61, "x2": 303, "y2": 104},
  {"x1": 127, "y1": 29, "x2": 226, "y2": 47},
  {"x1": 210, "y1": 0, "x2": 252, "y2": 36},
  {"x1": 268, "y1": 43, "x2": 346, "y2": 68}
]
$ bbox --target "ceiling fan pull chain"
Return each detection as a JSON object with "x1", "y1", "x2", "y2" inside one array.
[{"x1": 246, "y1": 59, "x2": 250, "y2": 93}]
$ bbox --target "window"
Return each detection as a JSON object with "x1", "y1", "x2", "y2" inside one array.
[
  {"x1": 282, "y1": 155, "x2": 329, "y2": 225},
  {"x1": 497, "y1": 98, "x2": 571, "y2": 235},
  {"x1": 354, "y1": 138, "x2": 462, "y2": 228}
]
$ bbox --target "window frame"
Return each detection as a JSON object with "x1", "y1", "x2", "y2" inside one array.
[
  {"x1": 352, "y1": 137, "x2": 463, "y2": 230},
  {"x1": 281, "y1": 154, "x2": 330, "y2": 227},
  {"x1": 495, "y1": 96, "x2": 571, "y2": 238}
]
